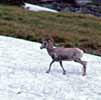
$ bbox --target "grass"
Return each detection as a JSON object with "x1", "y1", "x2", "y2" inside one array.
[{"x1": 0, "y1": 4, "x2": 101, "y2": 55}]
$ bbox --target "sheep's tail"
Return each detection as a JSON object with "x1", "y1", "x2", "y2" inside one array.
[
  {"x1": 79, "y1": 49, "x2": 84, "y2": 58},
  {"x1": 76, "y1": 48, "x2": 84, "y2": 59}
]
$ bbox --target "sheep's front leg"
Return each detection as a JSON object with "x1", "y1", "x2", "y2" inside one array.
[
  {"x1": 82, "y1": 61, "x2": 87, "y2": 76},
  {"x1": 74, "y1": 59, "x2": 87, "y2": 76},
  {"x1": 59, "y1": 61, "x2": 66, "y2": 75},
  {"x1": 46, "y1": 60, "x2": 55, "y2": 73}
]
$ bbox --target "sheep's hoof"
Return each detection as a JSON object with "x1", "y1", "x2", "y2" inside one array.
[
  {"x1": 46, "y1": 70, "x2": 50, "y2": 73},
  {"x1": 63, "y1": 71, "x2": 66, "y2": 75},
  {"x1": 82, "y1": 73, "x2": 86, "y2": 76}
]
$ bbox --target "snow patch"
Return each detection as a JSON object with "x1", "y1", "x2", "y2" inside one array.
[
  {"x1": 24, "y1": 3, "x2": 58, "y2": 13},
  {"x1": 0, "y1": 36, "x2": 101, "y2": 100}
]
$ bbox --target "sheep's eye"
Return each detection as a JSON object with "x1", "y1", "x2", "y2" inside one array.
[
  {"x1": 43, "y1": 41, "x2": 47, "y2": 45},
  {"x1": 44, "y1": 43, "x2": 47, "y2": 45}
]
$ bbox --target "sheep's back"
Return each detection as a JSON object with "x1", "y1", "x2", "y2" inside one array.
[{"x1": 54, "y1": 47, "x2": 83, "y2": 60}]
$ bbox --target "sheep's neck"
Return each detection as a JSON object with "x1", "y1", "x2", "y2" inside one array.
[{"x1": 47, "y1": 41, "x2": 54, "y2": 56}]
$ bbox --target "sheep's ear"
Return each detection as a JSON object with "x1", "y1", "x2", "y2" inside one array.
[
  {"x1": 47, "y1": 37, "x2": 54, "y2": 42},
  {"x1": 41, "y1": 35, "x2": 54, "y2": 43},
  {"x1": 41, "y1": 38, "x2": 45, "y2": 42}
]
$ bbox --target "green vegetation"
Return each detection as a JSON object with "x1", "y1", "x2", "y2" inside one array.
[{"x1": 0, "y1": 4, "x2": 101, "y2": 55}]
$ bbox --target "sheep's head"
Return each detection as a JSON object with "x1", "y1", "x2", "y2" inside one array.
[
  {"x1": 40, "y1": 40, "x2": 48, "y2": 49},
  {"x1": 40, "y1": 37, "x2": 54, "y2": 49}
]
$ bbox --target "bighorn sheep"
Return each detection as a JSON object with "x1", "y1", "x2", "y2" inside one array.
[{"x1": 40, "y1": 38, "x2": 87, "y2": 76}]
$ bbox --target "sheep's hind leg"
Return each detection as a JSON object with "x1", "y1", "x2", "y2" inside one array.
[
  {"x1": 74, "y1": 59, "x2": 87, "y2": 76},
  {"x1": 59, "y1": 61, "x2": 66, "y2": 75},
  {"x1": 46, "y1": 60, "x2": 55, "y2": 73}
]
